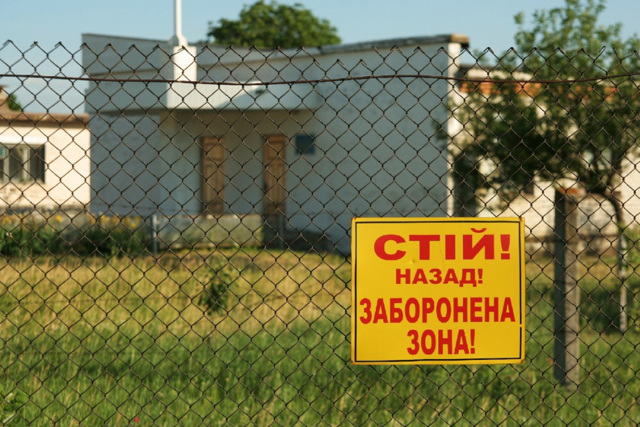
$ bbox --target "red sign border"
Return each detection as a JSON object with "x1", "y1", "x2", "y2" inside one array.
[{"x1": 351, "y1": 217, "x2": 525, "y2": 364}]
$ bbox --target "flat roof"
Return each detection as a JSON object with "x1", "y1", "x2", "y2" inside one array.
[
  {"x1": 319, "y1": 34, "x2": 469, "y2": 53},
  {"x1": 83, "y1": 33, "x2": 470, "y2": 52}
]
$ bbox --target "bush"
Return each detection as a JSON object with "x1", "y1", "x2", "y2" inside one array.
[
  {"x1": 0, "y1": 223, "x2": 62, "y2": 257},
  {"x1": 199, "y1": 259, "x2": 239, "y2": 315},
  {"x1": 0, "y1": 213, "x2": 147, "y2": 258},
  {"x1": 72, "y1": 224, "x2": 147, "y2": 257},
  {"x1": 0, "y1": 226, "x2": 27, "y2": 257}
]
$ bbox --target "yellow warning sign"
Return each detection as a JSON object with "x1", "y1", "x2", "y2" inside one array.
[{"x1": 351, "y1": 217, "x2": 525, "y2": 365}]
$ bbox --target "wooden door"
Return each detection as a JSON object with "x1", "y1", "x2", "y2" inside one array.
[
  {"x1": 263, "y1": 135, "x2": 286, "y2": 247},
  {"x1": 263, "y1": 135, "x2": 286, "y2": 216},
  {"x1": 201, "y1": 137, "x2": 225, "y2": 215}
]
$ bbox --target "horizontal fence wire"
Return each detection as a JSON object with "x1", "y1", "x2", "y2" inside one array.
[
  {"x1": 1, "y1": 40, "x2": 640, "y2": 426},
  {"x1": 5, "y1": 71, "x2": 640, "y2": 85}
]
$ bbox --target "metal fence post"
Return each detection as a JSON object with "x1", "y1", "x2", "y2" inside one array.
[
  {"x1": 151, "y1": 212, "x2": 158, "y2": 256},
  {"x1": 553, "y1": 187, "x2": 582, "y2": 388}
]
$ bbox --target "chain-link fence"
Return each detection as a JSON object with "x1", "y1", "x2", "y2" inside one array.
[{"x1": 1, "y1": 37, "x2": 640, "y2": 425}]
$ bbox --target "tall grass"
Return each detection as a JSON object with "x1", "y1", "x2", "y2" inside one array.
[{"x1": 1, "y1": 250, "x2": 640, "y2": 425}]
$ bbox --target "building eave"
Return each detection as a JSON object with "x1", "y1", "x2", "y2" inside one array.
[{"x1": 0, "y1": 111, "x2": 90, "y2": 127}]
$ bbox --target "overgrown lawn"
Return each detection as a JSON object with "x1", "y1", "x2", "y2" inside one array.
[{"x1": 1, "y1": 250, "x2": 639, "y2": 425}]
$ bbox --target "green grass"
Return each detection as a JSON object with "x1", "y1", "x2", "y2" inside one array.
[{"x1": 1, "y1": 250, "x2": 640, "y2": 425}]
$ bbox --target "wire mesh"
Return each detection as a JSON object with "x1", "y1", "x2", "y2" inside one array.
[{"x1": 0, "y1": 38, "x2": 640, "y2": 425}]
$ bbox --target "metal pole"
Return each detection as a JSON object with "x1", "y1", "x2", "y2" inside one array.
[
  {"x1": 174, "y1": 0, "x2": 183, "y2": 42},
  {"x1": 151, "y1": 213, "x2": 158, "y2": 256},
  {"x1": 170, "y1": 0, "x2": 188, "y2": 46},
  {"x1": 553, "y1": 187, "x2": 581, "y2": 388}
]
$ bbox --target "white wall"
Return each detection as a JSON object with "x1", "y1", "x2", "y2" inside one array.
[
  {"x1": 83, "y1": 35, "x2": 464, "y2": 252},
  {"x1": 0, "y1": 122, "x2": 90, "y2": 211},
  {"x1": 196, "y1": 41, "x2": 461, "y2": 252},
  {"x1": 90, "y1": 112, "x2": 165, "y2": 217}
]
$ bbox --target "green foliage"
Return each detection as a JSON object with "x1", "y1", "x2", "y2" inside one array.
[
  {"x1": 0, "y1": 224, "x2": 62, "y2": 257},
  {"x1": 7, "y1": 92, "x2": 22, "y2": 111},
  {"x1": 511, "y1": 0, "x2": 639, "y2": 77},
  {"x1": 0, "y1": 385, "x2": 27, "y2": 424},
  {"x1": 0, "y1": 227, "x2": 28, "y2": 257},
  {"x1": 72, "y1": 224, "x2": 147, "y2": 257},
  {"x1": 199, "y1": 259, "x2": 239, "y2": 315},
  {"x1": 206, "y1": 1, "x2": 340, "y2": 48},
  {"x1": 448, "y1": 0, "x2": 640, "y2": 330},
  {"x1": 0, "y1": 214, "x2": 147, "y2": 258},
  {"x1": 451, "y1": 0, "x2": 640, "y2": 200}
]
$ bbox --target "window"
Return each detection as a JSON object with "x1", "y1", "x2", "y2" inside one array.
[
  {"x1": 0, "y1": 144, "x2": 45, "y2": 182},
  {"x1": 295, "y1": 134, "x2": 315, "y2": 155},
  {"x1": 522, "y1": 181, "x2": 535, "y2": 196}
]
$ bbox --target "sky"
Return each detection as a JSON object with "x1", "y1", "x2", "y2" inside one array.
[{"x1": 2, "y1": 0, "x2": 639, "y2": 112}]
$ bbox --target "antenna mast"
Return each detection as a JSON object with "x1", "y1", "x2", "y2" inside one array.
[{"x1": 169, "y1": 0, "x2": 188, "y2": 46}]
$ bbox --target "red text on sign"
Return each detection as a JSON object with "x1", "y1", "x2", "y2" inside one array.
[
  {"x1": 407, "y1": 329, "x2": 476, "y2": 355},
  {"x1": 359, "y1": 297, "x2": 515, "y2": 324},
  {"x1": 395, "y1": 267, "x2": 483, "y2": 286},
  {"x1": 374, "y1": 230, "x2": 512, "y2": 261}
]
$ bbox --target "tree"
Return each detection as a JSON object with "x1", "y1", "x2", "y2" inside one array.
[
  {"x1": 1, "y1": 92, "x2": 22, "y2": 112},
  {"x1": 7, "y1": 93, "x2": 22, "y2": 111},
  {"x1": 449, "y1": 0, "x2": 640, "y2": 331},
  {"x1": 206, "y1": 1, "x2": 340, "y2": 48}
]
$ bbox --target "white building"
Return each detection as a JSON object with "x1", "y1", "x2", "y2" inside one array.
[
  {"x1": 0, "y1": 86, "x2": 91, "y2": 213},
  {"x1": 81, "y1": 33, "x2": 468, "y2": 252}
]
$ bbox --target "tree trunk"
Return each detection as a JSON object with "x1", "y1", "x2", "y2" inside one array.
[
  {"x1": 453, "y1": 151, "x2": 479, "y2": 217},
  {"x1": 605, "y1": 192, "x2": 629, "y2": 333}
]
